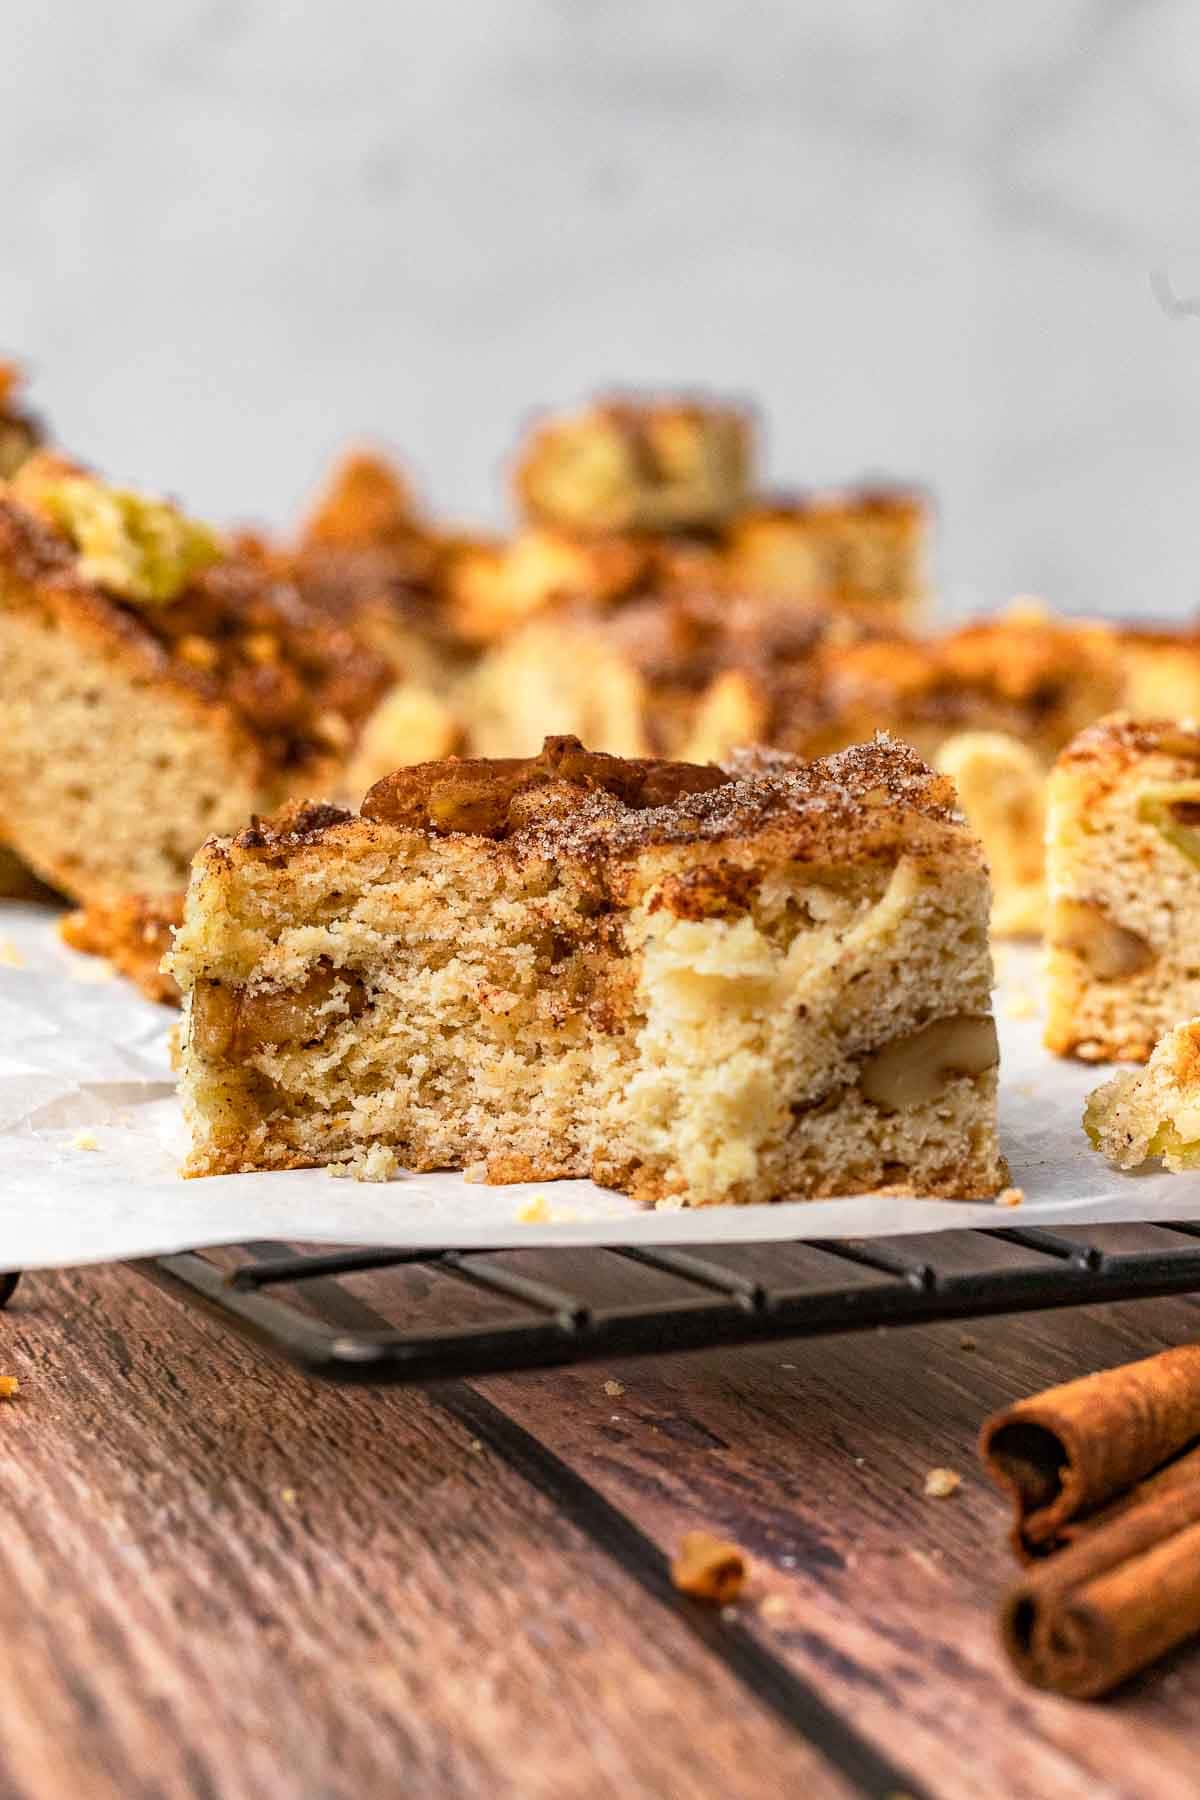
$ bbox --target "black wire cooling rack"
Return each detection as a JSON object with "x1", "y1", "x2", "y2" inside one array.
[{"x1": 1, "y1": 1221, "x2": 1181, "y2": 1384}]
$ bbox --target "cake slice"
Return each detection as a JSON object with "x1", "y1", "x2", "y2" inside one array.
[
  {"x1": 59, "y1": 893, "x2": 184, "y2": 1004},
  {"x1": 513, "y1": 395, "x2": 753, "y2": 534},
  {"x1": 1045, "y1": 717, "x2": 1200, "y2": 1061},
  {"x1": 716, "y1": 489, "x2": 929, "y2": 627},
  {"x1": 462, "y1": 589, "x2": 847, "y2": 762},
  {"x1": 1085, "y1": 1019, "x2": 1200, "y2": 1170},
  {"x1": 447, "y1": 486, "x2": 929, "y2": 647},
  {"x1": 0, "y1": 453, "x2": 392, "y2": 906},
  {"x1": 170, "y1": 734, "x2": 1004, "y2": 1203},
  {"x1": 933, "y1": 733, "x2": 1047, "y2": 937}
]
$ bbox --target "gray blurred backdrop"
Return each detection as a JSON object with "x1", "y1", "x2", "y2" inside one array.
[{"x1": 6, "y1": 1, "x2": 1200, "y2": 618}]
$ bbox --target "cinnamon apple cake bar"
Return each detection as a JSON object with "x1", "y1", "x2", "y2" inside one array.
[
  {"x1": 171, "y1": 734, "x2": 1004, "y2": 1204},
  {"x1": 513, "y1": 396, "x2": 753, "y2": 535},
  {"x1": 0, "y1": 453, "x2": 392, "y2": 906},
  {"x1": 1045, "y1": 717, "x2": 1200, "y2": 1061}
]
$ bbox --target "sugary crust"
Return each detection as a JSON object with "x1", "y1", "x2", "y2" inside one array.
[
  {"x1": 207, "y1": 733, "x2": 974, "y2": 880},
  {"x1": 1053, "y1": 714, "x2": 1200, "y2": 783}
]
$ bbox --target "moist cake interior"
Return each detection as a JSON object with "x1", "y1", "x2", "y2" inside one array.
[{"x1": 173, "y1": 737, "x2": 1003, "y2": 1205}]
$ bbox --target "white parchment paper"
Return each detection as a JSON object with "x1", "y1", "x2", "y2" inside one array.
[{"x1": 1, "y1": 900, "x2": 1197, "y2": 1270}]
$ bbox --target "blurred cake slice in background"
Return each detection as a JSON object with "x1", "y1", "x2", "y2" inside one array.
[
  {"x1": 713, "y1": 488, "x2": 929, "y2": 628},
  {"x1": 461, "y1": 588, "x2": 853, "y2": 761},
  {"x1": 0, "y1": 452, "x2": 393, "y2": 907},
  {"x1": 59, "y1": 893, "x2": 184, "y2": 1003},
  {"x1": 0, "y1": 361, "x2": 52, "y2": 894},
  {"x1": 291, "y1": 446, "x2": 472, "y2": 690},
  {"x1": 1045, "y1": 715, "x2": 1200, "y2": 1062},
  {"x1": 513, "y1": 394, "x2": 754, "y2": 535}
]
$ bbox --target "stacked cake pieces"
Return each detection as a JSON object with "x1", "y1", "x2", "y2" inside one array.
[
  {"x1": 446, "y1": 395, "x2": 930, "y2": 648},
  {"x1": 169, "y1": 735, "x2": 1004, "y2": 1202}
]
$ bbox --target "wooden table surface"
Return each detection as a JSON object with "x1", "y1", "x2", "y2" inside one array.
[{"x1": 3, "y1": 1238, "x2": 1200, "y2": 1800}]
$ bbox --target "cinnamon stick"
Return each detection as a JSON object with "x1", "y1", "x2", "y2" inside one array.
[
  {"x1": 1001, "y1": 1451, "x2": 1200, "y2": 1698},
  {"x1": 978, "y1": 1344, "x2": 1200, "y2": 1558}
]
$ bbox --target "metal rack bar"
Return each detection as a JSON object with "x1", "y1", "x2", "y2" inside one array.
[{"x1": 145, "y1": 1224, "x2": 1200, "y2": 1386}]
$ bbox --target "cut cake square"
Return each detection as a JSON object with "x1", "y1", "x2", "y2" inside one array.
[
  {"x1": 0, "y1": 454, "x2": 392, "y2": 906},
  {"x1": 513, "y1": 395, "x2": 754, "y2": 535},
  {"x1": 170, "y1": 734, "x2": 1004, "y2": 1204},
  {"x1": 1045, "y1": 716, "x2": 1200, "y2": 1061},
  {"x1": 716, "y1": 489, "x2": 929, "y2": 627}
]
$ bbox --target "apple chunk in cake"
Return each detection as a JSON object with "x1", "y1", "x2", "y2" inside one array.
[
  {"x1": 1045, "y1": 717, "x2": 1200, "y2": 1062},
  {"x1": 171, "y1": 735, "x2": 1004, "y2": 1205}
]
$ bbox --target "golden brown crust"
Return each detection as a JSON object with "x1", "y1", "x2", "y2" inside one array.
[
  {"x1": 1054, "y1": 714, "x2": 1200, "y2": 780},
  {"x1": 359, "y1": 735, "x2": 730, "y2": 839},
  {"x1": 60, "y1": 893, "x2": 184, "y2": 1004},
  {"x1": 217, "y1": 732, "x2": 970, "y2": 878}
]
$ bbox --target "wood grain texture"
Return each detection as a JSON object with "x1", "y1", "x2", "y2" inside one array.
[
  {"x1": 291, "y1": 1229, "x2": 1200, "y2": 1800},
  {"x1": 0, "y1": 1264, "x2": 849, "y2": 1800},
  {"x1": 467, "y1": 1268, "x2": 1200, "y2": 1800}
]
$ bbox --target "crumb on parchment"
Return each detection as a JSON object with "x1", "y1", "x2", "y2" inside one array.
[
  {"x1": 924, "y1": 1467, "x2": 962, "y2": 1499},
  {"x1": 996, "y1": 1186, "x2": 1024, "y2": 1208},
  {"x1": 515, "y1": 1193, "x2": 579, "y2": 1225},
  {"x1": 670, "y1": 1531, "x2": 749, "y2": 1604},
  {"x1": 328, "y1": 1144, "x2": 400, "y2": 1183},
  {"x1": 69, "y1": 1130, "x2": 99, "y2": 1151}
]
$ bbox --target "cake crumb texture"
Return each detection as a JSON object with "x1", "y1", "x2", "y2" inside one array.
[{"x1": 171, "y1": 735, "x2": 1003, "y2": 1208}]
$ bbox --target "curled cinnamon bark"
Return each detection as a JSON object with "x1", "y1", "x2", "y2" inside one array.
[
  {"x1": 978, "y1": 1344, "x2": 1200, "y2": 1559},
  {"x1": 1001, "y1": 1445, "x2": 1200, "y2": 1698}
]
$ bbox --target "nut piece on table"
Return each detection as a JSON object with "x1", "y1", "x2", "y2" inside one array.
[
  {"x1": 1049, "y1": 900, "x2": 1154, "y2": 980},
  {"x1": 670, "y1": 1531, "x2": 749, "y2": 1604},
  {"x1": 860, "y1": 1014, "x2": 999, "y2": 1113}
]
